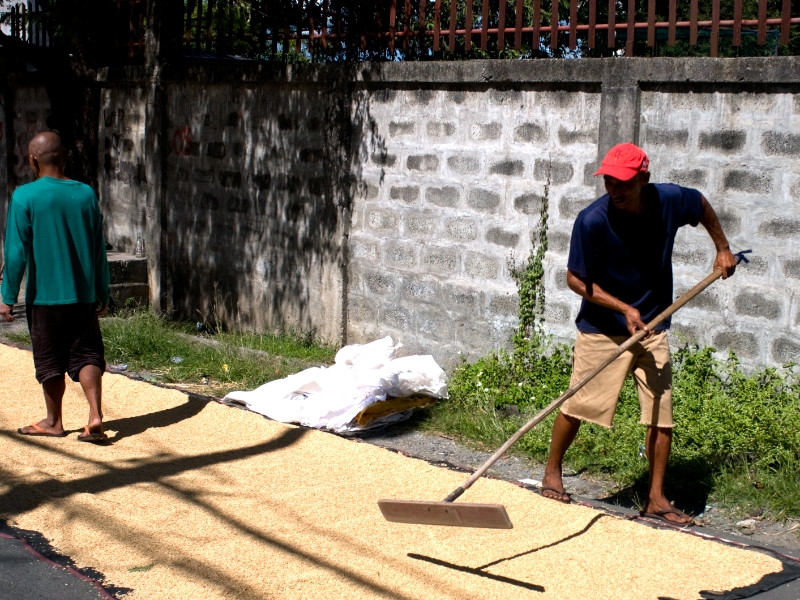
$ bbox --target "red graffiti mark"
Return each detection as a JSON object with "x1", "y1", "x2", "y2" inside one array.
[{"x1": 172, "y1": 126, "x2": 192, "y2": 157}]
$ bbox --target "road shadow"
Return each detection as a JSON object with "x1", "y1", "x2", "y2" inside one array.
[
  {"x1": 100, "y1": 393, "x2": 212, "y2": 443},
  {"x1": 0, "y1": 423, "x2": 425, "y2": 600},
  {"x1": 0, "y1": 427, "x2": 307, "y2": 517},
  {"x1": 408, "y1": 553, "x2": 544, "y2": 592},
  {"x1": 699, "y1": 561, "x2": 800, "y2": 599},
  {"x1": 409, "y1": 514, "x2": 607, "y2": 594},
  {"x1": 599, "y1": 458, "x2": 712, "y2": 517}
]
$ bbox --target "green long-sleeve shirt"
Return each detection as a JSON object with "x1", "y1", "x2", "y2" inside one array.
[{"x1": 1, "y1": 177, "x2": 110, "y2": 306}]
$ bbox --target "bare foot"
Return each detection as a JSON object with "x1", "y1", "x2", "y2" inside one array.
[
  {"x1": 83, "y1": 418, "x2": 104, "y2": 434},
  {"x1": 17, "y1": 420, "x2": 66, "y2": 437},
  {"x1": 541, "y1": 472, "x2": 571, "y2": 503}
]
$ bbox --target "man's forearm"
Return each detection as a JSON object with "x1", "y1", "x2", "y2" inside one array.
[
  {"x1": 0, "y1": 255, "x2": 25, "y2": 305},
  {"x1": 3, "y1": 201, "x2": 31, "y2": 305},
  {"x1": 94, "y1": 213, "x2": 111, "y2": 305},
  {"x1": 567, "y1": 269, "x2": 650, "y2": 335},
  {"x1": 567, "y1": 270, "x2": 628, "y2": 313},
  {"x1": 95, "y1": 256, "x2": 111, "y2": 305}
]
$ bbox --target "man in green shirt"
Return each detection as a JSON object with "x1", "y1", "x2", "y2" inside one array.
[{"x1": 0, "y1": 132, "x2": 111, "y2": 442}]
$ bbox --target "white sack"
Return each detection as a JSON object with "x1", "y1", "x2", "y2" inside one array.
[
  {"x1": 334, "y1": 335, "x2": 400, "y2": 370},
  {"x1": 223, "y1": 336, "x2": 447, "y2": 432},
  {"x1": 376, "y1": 355, "x2": 448, "y2": 399}
]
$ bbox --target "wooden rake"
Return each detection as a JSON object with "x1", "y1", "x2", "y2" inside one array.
[{"x1": 379, "y1": 252, "x2": 750, "y2": 529}]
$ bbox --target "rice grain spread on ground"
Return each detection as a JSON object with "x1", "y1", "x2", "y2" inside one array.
[{"x1": 0, "y1": 343, "x2": 783, "y2": 599}]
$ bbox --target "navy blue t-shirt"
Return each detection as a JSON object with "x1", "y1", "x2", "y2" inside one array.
[{"x1": 567, "y1": 183, "x2": 703, "y2": 336}]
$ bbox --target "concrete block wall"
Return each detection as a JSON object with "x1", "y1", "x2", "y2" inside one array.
[
  {"x1": 162, "y1": 82, "x2": 346, "y2": 342},
  {"x1": 11, "y1": 85, "x2": 49, "y2": 187},
  {"x1": 107, "y1": 251, "x2": 149, "y2": 308},
  {"x1": 7, "y1": 58, "x2": 800, "y2": 372},
  {"x1": 0, "y1": 84, "x2": 45, "y2": 262},
  {"x1": 641, "y1": 89, "x2": 800, "y2": 365},
  {"x1": 348, "y1": 87, "x2": 600, "y2": 360},
  {"x1": 97, "y1": 86, "x2": 148, "y2": 254},
  {"x1": 342, "y1": 59, "x2": 800, "y2": 369}
]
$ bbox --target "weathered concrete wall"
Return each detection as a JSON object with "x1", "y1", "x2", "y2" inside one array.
[
  {"x1": 343, "y1": 59, "x2": 800, "y2": 368},
  {"x1": 161, "y1": 80, "x2": 347, "y2": 342},
  {"x1": 348, "y1": 86, "x2": 600, "y2": 359},
  {"x1": 97, "y1": 85, "x2": 148, "y2": 253},
  {"x1": 640, "y1": 88, "x2": 800, "y2": 365},
  {"x1": 8, "y1": 57, "x2": 800, "y2": 370},
  {"x1": 4, "y1": 81, "x2": 147, "y2": 265},
  {"x1": 0, "y1": 83, "x2": 47, "y2": 263},
  {"x1": 10, "y1": 84, "x2": 49, "y2": 187}
]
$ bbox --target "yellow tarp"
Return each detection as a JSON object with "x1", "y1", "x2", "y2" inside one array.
[
  {"x1": 0, "y1": 343, "x2": 782, "y2": 599},
  {"x1": 354, "y1": 394, "x2": 435, "y2": 426}
]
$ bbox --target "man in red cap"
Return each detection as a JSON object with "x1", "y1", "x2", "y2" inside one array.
[{"x1": 540, "y1": 142, "x2": 736, "y2": 525}]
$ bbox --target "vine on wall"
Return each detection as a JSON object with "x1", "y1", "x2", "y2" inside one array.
[{"x1": 510, "y1": 178, "x2": 550, "y2": 356}]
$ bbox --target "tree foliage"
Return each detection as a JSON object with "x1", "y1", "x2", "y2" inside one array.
[{"x1": 178, "y1": 0, "x2": 798, "y2": 61}]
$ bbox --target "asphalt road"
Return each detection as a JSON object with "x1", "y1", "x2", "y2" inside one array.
[
  {"x1": 0, "y1": 534, "x2": 106, "y2": 600},
  {"x1": 754, "y1": 578, "x2": 800, "y2": 599}
]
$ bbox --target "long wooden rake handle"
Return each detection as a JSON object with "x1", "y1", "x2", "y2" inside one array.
[{"x1": 442, "y1": 254, "x2": 749, "y2": 503}]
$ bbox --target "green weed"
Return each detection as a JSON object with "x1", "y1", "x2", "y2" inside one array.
[
  {"x1": 214, "y1": 329, "x2": 335, "y2": 364},
  {"x1": 420, "y1": 338, "x2": 800, "y2": 519},
  {"x1": 99, "y1": 311, "x2": 335, "y2": 396},
  {"x1": 712, "y1": 459, "x2": 800, "y2": 520},
  {"x1": 128, "y1": 563, "x2": 155, "y2": 573},
  {"x1": 3, "y1": 329, "x2": 31, "y2": 345}
]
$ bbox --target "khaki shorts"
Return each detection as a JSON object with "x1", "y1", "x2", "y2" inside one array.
[{"x1": 560, "y1": 331, "x2": 673, "y2": 429}]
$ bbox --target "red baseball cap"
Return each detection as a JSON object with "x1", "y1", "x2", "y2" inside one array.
[{"x1": 593, "y1": 143, "x2": 649, "y2": 181}]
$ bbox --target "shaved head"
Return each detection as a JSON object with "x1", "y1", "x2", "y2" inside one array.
[{"x1": 29, "y1": 132, "x2": 64, "y2": 167}]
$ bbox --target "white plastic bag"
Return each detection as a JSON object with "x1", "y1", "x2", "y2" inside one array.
[
  {"x1": 223, "y1": 336, "x2": 447, "y2": 433},
  {"x1": 376, "y1": 355, "x2": 449, "y2": 399},
  {"x1": 334, "y1": 335, "x2": 400, "y2": 370}
]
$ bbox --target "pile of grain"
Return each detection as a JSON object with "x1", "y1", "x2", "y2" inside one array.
[{"x1": 0, "y1": 343, "x2": 781, "y2": 599}]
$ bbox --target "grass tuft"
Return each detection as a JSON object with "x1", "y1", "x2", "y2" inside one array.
[
  {"x1": 2, "y1": 310, "x2": 337, "y2": 397},
  {"x1": 102, "y1": 311, "x2": 336, "y2": 396}
]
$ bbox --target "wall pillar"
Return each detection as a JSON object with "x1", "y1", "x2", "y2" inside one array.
[
  {"x1": 595, "y1": 74, "x2": 641, "y2": 196},
  {"x1": 142, "y1": 0, "x2": 177, "y2": 313}
]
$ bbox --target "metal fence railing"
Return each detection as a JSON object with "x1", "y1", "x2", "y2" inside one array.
[
  {"x1": 7, "y1": 2, "x2": 49, "y2": 48},
  {"x1": 117, "y1": 0, "x2": 147, "y2": 57},
  {"x1": 3, "y1": 1, "x2": 797, "y2": 61},
  {"x1": 5, "y1": 0, "x2": 146, "y2": 58},
  {"x1": 181, "y1": 0, "x2": 800, "y2": 60}
]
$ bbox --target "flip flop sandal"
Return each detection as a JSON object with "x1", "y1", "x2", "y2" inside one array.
[
  {"x1": 17, "y1": 423, "x2": 68, "y2": 437},
  {"x1": 640, "y1": 508, "x2": 695, "y2": 526},
  {"x1": 77, "y1": 426, "x2": 108, "y2": 443},
  {"x1": 540, "y1": 486, "x2": 572, "y2": 504}
]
